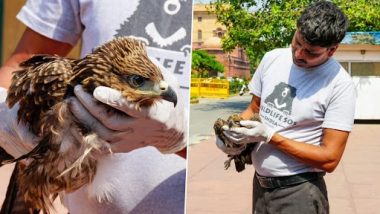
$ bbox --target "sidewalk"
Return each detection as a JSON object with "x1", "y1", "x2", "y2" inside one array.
[{"x1": 186, "y1": 124, "x2": 380, "y2": 214}]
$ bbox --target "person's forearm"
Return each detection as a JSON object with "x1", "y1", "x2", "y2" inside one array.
[
  {"x1": 0, "y1": 68, "x2": 14, "y2": 89},
  {"x1": 269, "y1": 133, "x2": 346, "y2": 173},
  {"x1": 0, "y1": 53, "x2": 30, "y2": 88},
  {"x1": 240, "y1": 106, "x2": 256, "y2": 120},
  {"x1": 240, "y1": 95, "x2": 260, "y2": 120},
  {"x1": 0, "y1": 28, "x2": 73, "y2": 89}
]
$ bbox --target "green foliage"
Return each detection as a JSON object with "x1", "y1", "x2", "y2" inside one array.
[
  {"x1": 335, "y1": 0, "x2": 380, "y2": 31},
  {"x1": 192, "y1": 50, "x2": 225, "y2": 77},
  {"x1": 210, "y1": 0, "x2": 380, "y2": 69},
  {"x1": 229, "y1": 77, "x2": 248, "y2": 94}
]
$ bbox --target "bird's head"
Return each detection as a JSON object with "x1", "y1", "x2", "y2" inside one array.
[{"x1": 86, "y1": 37, "x2": 177, "y2": 108}]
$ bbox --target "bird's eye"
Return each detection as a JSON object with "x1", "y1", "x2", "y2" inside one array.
[{"x1": 127, "y1": 75, "x2": 145, "y2": 88}]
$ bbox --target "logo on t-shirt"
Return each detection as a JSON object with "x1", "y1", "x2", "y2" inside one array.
[
  {"x1": 114, "y1": 0, "x2": 191, "y2": 54},
  {"x1": 113, "y1": 0, "x2": 192, "y2": 97},
  {"x1": 264, "y1": 82, "x2": 297, "y2": 115},
  {"x1": 261, "y1": 82, "x2": 297, "y2": 128}
]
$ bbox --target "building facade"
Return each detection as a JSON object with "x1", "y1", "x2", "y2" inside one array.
[
  {"x1": 192, "y1": 3, "x2": 251, "y2": 79},
  {"x1": 335, "y1": 32, "x2": 380, "y2": 119}
]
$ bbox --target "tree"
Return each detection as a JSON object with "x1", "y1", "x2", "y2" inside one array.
[
  {"x1": 209, "y1": 0, "x2": 380, "y2": 69},
  {"x1": 192, "y1": 50, "x2": 225, "y2": 77},
  {"x1": 336, "y1": 0, "x2": 380, "y2": 31}
]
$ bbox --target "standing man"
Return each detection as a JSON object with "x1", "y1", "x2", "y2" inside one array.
[
  {"x1": 0, "y1": 0, "x2": 191, "y2": 213},
  {"x1": 218, "y1": 1, "x2": 356, "y2": 213}
]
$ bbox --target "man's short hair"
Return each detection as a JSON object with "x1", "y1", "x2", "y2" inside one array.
[{"x1": 297, "y1": 1, "x2": 348, "y2": 47}]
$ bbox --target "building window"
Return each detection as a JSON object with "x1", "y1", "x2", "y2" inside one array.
[
  {"x1": 340, "y1": 62, "x2": 350, "y2": 74},
  {"x1": 198, "y1": 30, "x2": 202, "y2": 40},
  {"x1": 339, "y1": 61, "x2": 380, "y2": 77},
  {"x1": 239, "y1": 48, "x2": 244, "y2": 59},
  {"x1": 213, "y1": 27, "x2": 225, "y2": 38},
  {"x1": 198, "y1": 17, "x2": 202, "y2": 22},
  {"x1": 351, "y1": 62, "x2": 380, "y2": 76},
  {"x1": 340, "y1": 62, "x2": 349, "y2": 71}
]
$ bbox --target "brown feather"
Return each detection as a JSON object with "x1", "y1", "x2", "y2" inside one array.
[{"x1": 4, "y1": 37, "x2": 170, "y2": 213}]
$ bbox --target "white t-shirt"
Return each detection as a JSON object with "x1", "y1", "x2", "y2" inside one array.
[
  {"x1": 17, "y1": 0, "x2": 191, "y2": 213},
  {"x1": 248, "y1": 48, "x2": 356, "y2": 177},
  {"x1": 17, "y1": 0, "x2": 191, "y2": 105}
]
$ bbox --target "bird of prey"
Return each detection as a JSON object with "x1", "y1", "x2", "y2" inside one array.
[
  {"x1": 214, "y1": 114, "x2": 260, "y2": 173},
  {"x1": 1, "y1": 37, "x2": 178, "y2": 213}
]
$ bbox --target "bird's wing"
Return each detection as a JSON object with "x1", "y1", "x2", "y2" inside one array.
[
  {"x1": 0, "y1": 147, "x2": 15, "y2": 166},
  {"x1": 0, "y1": 163, "x2": 39, "y2": 213},
  {"x1": 6, "y1": 55, "x2": 76, "y2": 134}
]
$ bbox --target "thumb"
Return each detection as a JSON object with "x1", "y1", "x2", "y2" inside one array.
[
  {"x1": 239, "y1": 120, "x2": 261, "y2": 127},
  {"x1": 229, "y1": 127, "x2": 251, "y2": 136},
  {"x1": 93, "y1": 86, "x2": 144, "y2": 118}
]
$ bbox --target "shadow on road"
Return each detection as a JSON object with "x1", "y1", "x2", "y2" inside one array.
[{"x1": 192, "y1": 99, "x2": 250, "y2": 113}]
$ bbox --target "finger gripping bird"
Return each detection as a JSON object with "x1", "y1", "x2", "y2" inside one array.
[
  {"x1": 4, "y1": 37, "x2": 177, "y2": 213},
  {"x1": 214, "y1": 114, "x2": 260, "y2": 173}
]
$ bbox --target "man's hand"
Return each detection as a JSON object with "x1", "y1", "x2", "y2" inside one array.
[
  {"x1": 223, "y1": 120, "x2": 275, "y2": 144},
  {"x1": 0, "y1": 88, "x2": 38, "y2": 159},
  {"x1": 215, "y1": 136, "x2": 246, "y2": 155},
  {"x1": 71, "y1": 85, "x2": 187, "y2": 154}
]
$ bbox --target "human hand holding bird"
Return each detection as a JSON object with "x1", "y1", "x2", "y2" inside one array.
[
  {"x1": 71, "y1": 84, "x2": 186, "y2": 154},
  {"x1": 214, "y1": 114, "x2": 273, "y2": 172},
  {"x1": 223, "y1": 120, "x2": 275, "y2": 144}
]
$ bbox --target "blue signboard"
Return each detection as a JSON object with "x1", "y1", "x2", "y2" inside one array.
[{"x1": 341, "y1": 32, "x2": 380, "y2": 45}]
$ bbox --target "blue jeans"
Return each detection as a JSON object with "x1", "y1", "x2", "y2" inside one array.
[{"x1": 252, "y1": 173, "x2": 329, "y2": 214}]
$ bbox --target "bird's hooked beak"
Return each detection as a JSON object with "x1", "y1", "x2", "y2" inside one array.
[{"x1": 157, "y1": 81, "x2": 178, "y2": 107}]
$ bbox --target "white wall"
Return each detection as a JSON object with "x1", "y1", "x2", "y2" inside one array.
[{"x1": 335, "y1": 45, "x2": 380, "y2": 119}]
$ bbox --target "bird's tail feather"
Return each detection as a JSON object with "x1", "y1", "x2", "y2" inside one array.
[
  {"x1": 0, "y1": 163, "x2": 40, "y2": 214},
  {"x1": 19, "y1": 101, "x2": 99, "y2": 213}
]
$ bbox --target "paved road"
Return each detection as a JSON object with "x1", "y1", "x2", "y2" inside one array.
[{"x1": 189, "y1": 95, "x2": 251, "y2": 145}]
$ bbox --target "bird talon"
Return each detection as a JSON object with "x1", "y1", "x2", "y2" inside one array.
[{"x1": 224, "y1": 157, "x2": 233, "y2": 170}]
